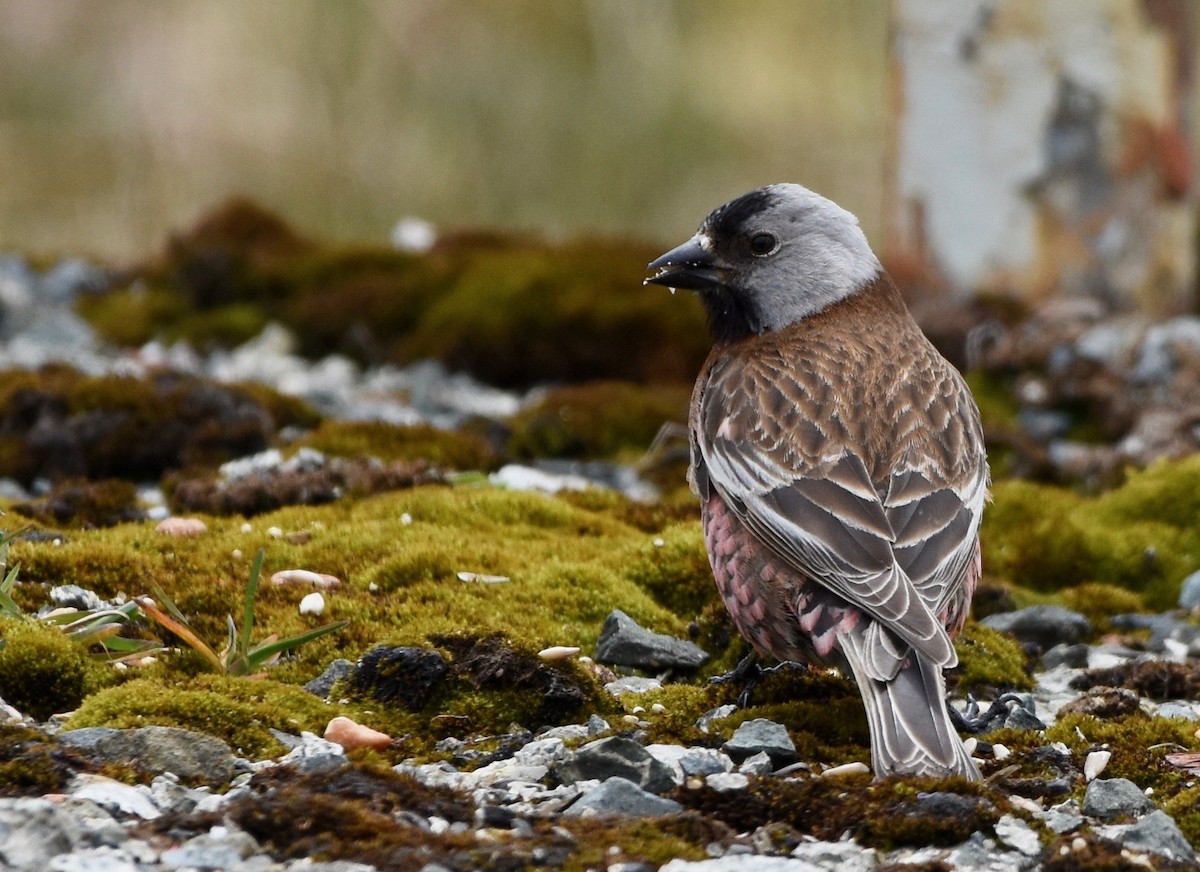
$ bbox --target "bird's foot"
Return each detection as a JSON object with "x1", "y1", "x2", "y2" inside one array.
[
  {"x1": 949, "y1": 693, "x2": 1027, "y2": 733},
  {"x1": 709, "y1": 655, "x2": 806, "y2": 708}
]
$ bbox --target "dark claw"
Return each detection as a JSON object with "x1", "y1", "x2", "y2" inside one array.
[
  {"x1": 709, "y1": 655, "x2": 808, "y2": 709},
  {"x1": 949, "y1": 692, "x2": 1027, "y2": 733}
]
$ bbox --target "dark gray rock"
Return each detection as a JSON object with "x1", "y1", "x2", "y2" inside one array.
[
  {"x1": 982, "y1": 605, "x2": 1091, "y2": 648},
  {"x1": 60, "y1": 726, "x2": 236, "y2": 785},
  {"x1": 594, "y1": 610, "x2": 709, "y2": 671},
  {"x1": 1042, "y1": 643, "x2": 1089, "y2": 669},
  {"x1": 48, "y1": 585, "x2": 105, "y2": 612},
  {"x1": 304, "y1": 658, "x2": 355, "y2": 699},
  {"x1": 563, "y1": 777, "x2": 682, "y2": 818},
  {"x1": 553, "y1": 736, "x2": 676, "y2": 795},
  {"x1": 1082, "y1": 777, "x2": 1153, "y2": 820},
  {"x1": 1115, "y1": 809, "x2": 1195, "y2": 863},
  {"x1": 723, "y1": 718, "x2": 795, "y2": 763}
]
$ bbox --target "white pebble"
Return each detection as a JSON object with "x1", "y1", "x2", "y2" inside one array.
[
  {"x1": 962, "y1": 737, "x2": 978, "y2": 756},
  {"x1": 457, "y1": 571, "x2": 510, "y2": 584},
  {"x1": 231, "y1": 549, "x2": 243, "y2": 559},
  {"x1": 651, "y1": 703, "x2": 666, "y2": 714},
  {"x1": 271, "y1": 569, "x2": 341, "y2": 588},
  {"x1": 821, "y1": 762, "x2": 870, "y2": 778},
  {"x1": 299, "y1": 592, "x2": 325, "y2": 616},
  {"x1": 267, "y1": 526, "x2": 283, "y2": 538},
  {"x1": 537, "y1": 646, "x2": 580, "y2": 661},
  {"x1": 1084, "y1": 749, "x2": 1111, "y2": 781},
  {"x1": 622, "y1": 714, "x2": 640, "y2": 725},
  {"x1": 240, "y1": 523, "x2": 253, "y2": 534},
  {"x1": 992, "y1": 743, "x2": 1011, "y2": 761},
  {"x1": 400, "y1": 513, "x2": 413, "y2": 525},
  {"x1": 653, "y1": 537, "x2": 665, "y2": 547},
  {"x1": 368, "y1": 582, "x2": 379, "y2": 593}
]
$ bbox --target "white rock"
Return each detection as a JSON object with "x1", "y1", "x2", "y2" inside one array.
[
  {"x1": 299, "y1": 592, "x2": 325, "y2": 616},
  {"x1": 821, "y1": 761, "x2": 870, "y2": 778},
  {"x1": 538, "y1": 646, "x2": 580, "y2": 661},
  {"x1": 1084, "y1": 750, "x2": 1111, "y2": 781}
]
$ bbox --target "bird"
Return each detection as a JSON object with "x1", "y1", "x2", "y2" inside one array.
[{"x1": 645, "y1": 183, "x2": 988, "y2": 780}]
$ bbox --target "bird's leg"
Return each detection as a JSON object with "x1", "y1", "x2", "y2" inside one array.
[
  {"x1": 709, "y1": 655, "x2": 807, "y2": 708},
  {"x1": 707, "y1": 652, "x2": 762, "y2": 707},
  {"x1": 949, "y1": 692, "x2": 1027, "y2": 733}
]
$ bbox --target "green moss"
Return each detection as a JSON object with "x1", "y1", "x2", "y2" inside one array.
[
  {"x1": 1059, "y1": 583, "x2": 1146, "y2": 634},
  {"x1": 65, "y1": 674, "x2": 336, "y2": 759},
  {"x1": 296, "y1": 420, "x2": 498, "y2": 470},
  {"x1": 75, "y1": 283, "x2": 190, "y2": 347},
  {"x1": 983, "y1": 457, "x2": 1200, "y2": 609},
  {"x1": 0, "y1": 617, "x2": 89, "y2": 721},
  {"x1": 951, "y1": 622, "x2": 1034, "y2": 694},
  {"x1": 0, "y1": 724, "x2": 88, "y2": 795},
  {"x1": 508, "y1": 380, "x2": 690, "y2": 460},
  {"x1": 1044, "y1": 711, "x2": 1199, "y2": 793},
  {"x1": 621, "y1": 522, "x2": 716, "y2": 617}
]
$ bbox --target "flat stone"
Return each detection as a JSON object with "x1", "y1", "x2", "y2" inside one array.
[
  {"x1": 69, "y1": 774, "x2": 160, "y2": 820},
  {"x1": 594, "y1": 609, "x2": 709, "y2": 671},
  {"x1": 705, "y1": 772, "x2": 749, "y2": 792},
  {"x1": 790, "y1": 840, "x2": 879, "y2": 871},
  {"x1": 1180, "y1": 570, "x2": 1200, "y2": 609},
  {"x1": 994, "y1": 813, "x2": 1041, "y2": 857},
  {"x1": 1155, "y1": 700, "x2": 1200, "y2": 721},
  {"x1": 553, "y1": 736, "x2": 676, "y2": 794},
  {"x1": 59, "y1": 726, "x2": 236, "y2": 785},
  {"x1": 1082, "y1": 777, "x2": 1153, "y2": 820},
  {"x1": 562, "y1": 776, "x2": 682, "y2": 818},
  {"x1": 982, "y1": 605, "x2": 1091, "y2": 649},
  {"x1": 160, "y1": 825, "x2": 259, "y2": 869},
  {"x1": 724, "y1": 718, "x2": 795, "y2": 763},
  {"x1": 1042, "y1": 643, "x2": 1089, "y2": 670},
  {"x1": 604, "y1": 676, "x2": 662, "y2": 696},
  {"x1": 1113, "y1": 809, "x2": 1196, "y2": 863}
]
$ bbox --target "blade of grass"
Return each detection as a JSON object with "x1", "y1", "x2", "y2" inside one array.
[
  {"x1": 134, "y1": 595, "x2": 224, "y2": 672},
  {"x1": 245, "y1": 621, "x2": 349, "y2": 670},
  {"x1": 241, "y1": 549, "x2": 265, "y2": 658}
]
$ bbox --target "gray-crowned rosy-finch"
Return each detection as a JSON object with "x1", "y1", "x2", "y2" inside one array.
[{"x1": 646, "y1": 183, "x2": 987, "y2": 779}]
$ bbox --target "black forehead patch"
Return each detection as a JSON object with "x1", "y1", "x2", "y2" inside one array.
[{"x1": 704, "y1": 187, "x2": 779, "y2": 239}]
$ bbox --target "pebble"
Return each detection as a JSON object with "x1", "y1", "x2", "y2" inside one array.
[
  {"x1": 153, "y1": 517, "x2": 207, "y2": 537},
  {"x1": 271, "y1": 569, "x2": 341, "y2": 588},
  {"x1": 298, "y1": 592, "x2": 325, "y2": 616},
  {"x1": 562, "y1": 777, "x2": 682, "y2": 818},
  {"x1": 723, "y1": 718, "x2": 795, "y2": 763},
  {"x1": 981, "y1": 605, "x2": 1092, "y2": 648},
  {"x1": 323, "y1": 717, "x2": 391, "y2": 752},
  {"x1": 1082, "y1": 777, "x2": 1154, "y2": 820},
  {"x1": 537, "y1": 645, "x2": 580, "y2": 660},
  {"x1": 1084, "y1": 749, "x2": 1111, "y2": 781}
]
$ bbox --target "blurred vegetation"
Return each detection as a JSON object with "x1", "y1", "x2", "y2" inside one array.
[{"x1": 0, "y1": 1, "x2": 888, "y2": 260}]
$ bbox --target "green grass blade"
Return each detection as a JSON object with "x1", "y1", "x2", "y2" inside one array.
[
  {"x1": 246, "y1": 620, "x2": 349, "y2": 670},
  {"x1": 241, "y1": 549, "x2": 265, "y2": 657}
]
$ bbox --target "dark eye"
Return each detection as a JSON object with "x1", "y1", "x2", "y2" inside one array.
[{"x1": 748, "y1": 232, "x2": 778, "y2": 256}]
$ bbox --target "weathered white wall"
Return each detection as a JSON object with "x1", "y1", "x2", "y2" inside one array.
[{"x1": 888, "y1": 0, "x2": 1194, "y2": 313}]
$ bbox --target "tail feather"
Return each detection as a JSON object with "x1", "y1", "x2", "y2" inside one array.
[{"x1": 841, "y1": 631, "x2": 979, "y2": 780}]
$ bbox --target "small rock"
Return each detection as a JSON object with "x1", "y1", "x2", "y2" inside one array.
[
  {"x1": 553, "y1": 736, "x2": 676, "y2": 794},
  {"x1": 159, "y1": 824, "x2": 259, "y2": 870},
  {"x1": 1155, "y1": 700, "x2": 1200, "y2": 721},
  {"x1": 324, "y1": 716, "x2": 391, "y2": 752},
  {"x1": 994, "y1": 813, "x2": 1041, "y2": 856},
  {"x1": 594, "y1": 609, "x2": 709, "y2": 671},
  {"x1": 1042, "y1": 643, "x2": 1089, "y2": 670},
  {"x1": 1180, "y1": 570, "x2": 1200, "y2": 609},
  {"x1": 738, "y1": 751, "x2": 774, "y2": 775},
  {"x1": 538, "y1": 646, "x2": 580, "y2": 661},
  {"x1": 49, "y1": 585, "x2": 105, "y2": 612},
  {"x1": 705, "y1": 772, "x2": 750, "y2": 792},
  {"x1": 820, "y1": 761, "x2": 871, "y2": 778},
  {"x1": 790, "y1": 840, "x2": 878, "y2": 871},
  {"x1": 696, "y1": 705, "x2": 737, "y2": 734},
  {"x1": 298, "y1": 592, "x2": 326, "y2": 616},
  {"x1": 154, "y1": 517, "x2": 207, "y2": 537},
  {"x1": 679, "y1": 748, "x2": 733, "y2": 777},
  {"x1": 1044, "y1": 799, "x2": 1085, "y2": 834},
  {"x1": 661, "y1": 856, "x2": 822, "y2": 871},
  {"x1": 69, "y1": 774, "x2": 160, "y2": 820},
  {"x1": 1082, "y1": 777, "x2": 1154, "y2": 820},
  {"x1": 982, "y1": 605, "x2": 1091, "y2": 648},
  {"x1": 563, "y1": 776, "x2": 682, "y2": 817},
  {"x1": 1084, "y1": 750, "x2": 1111, "y2": 781},
  {"x1": 271, "y1": 569, "x2": 341, "y2": 588},
  {"x1": 723, "y1": 719, "x2": 795, "y2": 763},
  {"x1": 303, "y1": 659, "x2": 355, "y2": 699},
  {"x1": 1112, "y1": 809, "x2": 1196, "y2": 862},
  {"x1": 456, "y1": 571, "x2": 511, "y2": 584},
  {"x1": 0, "y1": 797, "x2": 84, "y2": 869}
]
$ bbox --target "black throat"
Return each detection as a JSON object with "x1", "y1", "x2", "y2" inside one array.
[{"x1": 700, "y1": 286, "x2": 764, "y2": 344}]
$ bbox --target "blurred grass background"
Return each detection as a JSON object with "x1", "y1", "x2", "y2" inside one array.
[{"x1": 0, "y1": 1, "x2": 888, "y2": 261}]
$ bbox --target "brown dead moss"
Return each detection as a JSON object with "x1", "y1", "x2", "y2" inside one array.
[{"x1": 1070, "y1": 660, "x2": 1200, "y2": 701}]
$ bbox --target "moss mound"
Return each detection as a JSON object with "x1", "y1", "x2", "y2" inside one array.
[
  {"x1": 0, "y1": 618, "x2": 90, "y2": 721},
  {"x1": 296, "y1": 420, "x2": 500, "y2": 470}
]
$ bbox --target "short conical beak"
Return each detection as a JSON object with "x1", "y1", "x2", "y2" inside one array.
[{"x1": 644, "y1": 235, "x2": 723, "y2": 291}]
